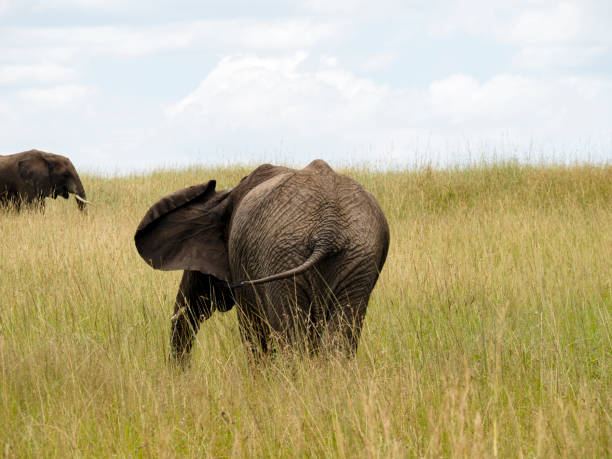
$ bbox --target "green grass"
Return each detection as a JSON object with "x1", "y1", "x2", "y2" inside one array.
[{"x1": 1, "y1": 161, "x2": 610, "y2": 457}]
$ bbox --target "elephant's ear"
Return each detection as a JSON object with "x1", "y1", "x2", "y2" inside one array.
[
  {"x1": 18, "y1": 154, "x2": 51, "y2": 195},
  {"x1": 134, "y1": 180, "x2": 232, "y2": 281}
]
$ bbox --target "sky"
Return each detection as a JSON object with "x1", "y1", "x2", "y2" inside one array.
[{"x1": 0, "y1": 0, "x2": 611, "y2": 173}]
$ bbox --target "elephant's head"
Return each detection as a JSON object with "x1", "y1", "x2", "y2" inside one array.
[{"x1": 18, "y1": 150, "x2": 89, "y2": 210}]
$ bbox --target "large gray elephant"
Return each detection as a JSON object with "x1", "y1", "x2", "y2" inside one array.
[
  {"x1": 0, "y1": 149, "x2": 89, "y2": 211},
  {"x1": 135, "y1": 160, "x2": 389, "y2": 362}
]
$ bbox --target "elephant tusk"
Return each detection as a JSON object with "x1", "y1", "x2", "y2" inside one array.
[{"x1": 74, "y1": 195, "x2": 92, "y2": 204}]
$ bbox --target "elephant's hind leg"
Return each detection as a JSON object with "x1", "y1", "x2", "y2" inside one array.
[
  {"x1": 323, "y1": 292, "x2": 369, "y2": 357},
  {"x1": 235, "y1": 296, "x2": 270, "y2": 362}
]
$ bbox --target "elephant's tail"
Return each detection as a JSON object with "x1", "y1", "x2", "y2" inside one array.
[{"x1": 230, "y1": 245, "x2": 329, "y2": 288}]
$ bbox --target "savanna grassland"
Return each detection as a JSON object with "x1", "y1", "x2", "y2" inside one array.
[{"x1": 0, "y1": 162, "x2": 611, "y2": 457}]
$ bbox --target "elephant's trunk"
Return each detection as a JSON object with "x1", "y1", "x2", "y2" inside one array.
[{"x1": 71, "y1": 176, "x2": 89, "y2": 211}]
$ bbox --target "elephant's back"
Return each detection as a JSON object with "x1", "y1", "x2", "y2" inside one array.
[
  {"x1": 228, "y1": 171, "x2": 326, "y2": 282},
  {"x1": 228, "y1": 169, "x2": 388, "y2": 287}
]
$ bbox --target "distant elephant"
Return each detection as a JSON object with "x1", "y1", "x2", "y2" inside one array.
[
  {"x1": 135, "y1": 159, "x2": 390, "y2": 362},
  {"x1": 0, "y1": 149, "x2": 90, "y2": 211}
]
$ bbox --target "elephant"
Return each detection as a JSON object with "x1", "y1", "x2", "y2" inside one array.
[
  {"x1": 134, "y1": 159, "x2": 389, "y2": 363},
  {"x1": 0, "y1": 149, "x2": 89, "y2": 211}
]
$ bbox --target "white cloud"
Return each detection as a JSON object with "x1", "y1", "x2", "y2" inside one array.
[
  {"x1": 170, "y1": 53, "x2": 612, "y2": 134},
  {"x1": 428, "y1": 72, "x2": 612, "y2": 137},
  {"x1": 425, "y1": 1, "x2": 505, "y2": 38},
  {"x1": 506, "y1": 1, "x2": 612, "y2": 70},
  {"x1": 18, "y1": 84, "x2": 90, "y2": 107},
  {"x1": 229, "y1": 20, "x2": 337, "y2": 51},
  {"x1": 0, "y1": 0, "x2": 132, "y2": 14},
  {"x1": 361, "y1": 51, "x2": 399, "y2": 72},
  {"x1": 33, "y1": 0, "x2": 119, "y2": 9},
  {"x1": 426, "y1": 0, "x2": 603, "y2": 44},
  {"x1": 167, "y1": 53, "x2": 394, "y2": 133},
  {"x1": 301, "y1": 0, "x2": 374, "y2": 14},
  {"x1": 300, "y1": 0, "x2": 410, "y2": 17},
  {"x1": 512, "y1": 45, "x2": 607, "y2": 69},
  {"x1": 423, "y1": 0, "x2": 612, "y2": 70},
  {"x1": 1, "y1": 1, "x2": 611, "y2": 170},
  {"x1": 429, "y1": 74, "x2": 549, "y2": 125},
  {"x1": 1, "y1": 25, "x2": 194, "y2": 60},
  {"x1": 165, "y1": 53, "x2": 612, "y2": 166},
  {"x1": 509, "y1": 2, "x2": 582, "y2": 44},
  {"x1": 0, "y1": 0, "x2": 15, "y2": 15},
  {"x1": 0, "y1": 63, "x2": 75, "y2": 84},
  {"x1": 0, "y1": 19, "x2": 338, "y2": 62}
]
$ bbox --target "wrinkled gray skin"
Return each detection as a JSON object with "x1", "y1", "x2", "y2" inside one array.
[
  {"x1": 135, "y1": 160, "x2": 389, "y2": 363},
  {"x1": 0, "y1": 149, "x2": 88, "y2": 211}
]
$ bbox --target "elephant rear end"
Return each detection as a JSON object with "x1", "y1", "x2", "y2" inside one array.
[{"x1": 229, "y1": 161, "x2": 390, "y2": 355}]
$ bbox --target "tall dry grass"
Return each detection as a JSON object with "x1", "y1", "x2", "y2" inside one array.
[{"x1": 0, "y1": 162, "x2": 610, "y2": 457}]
